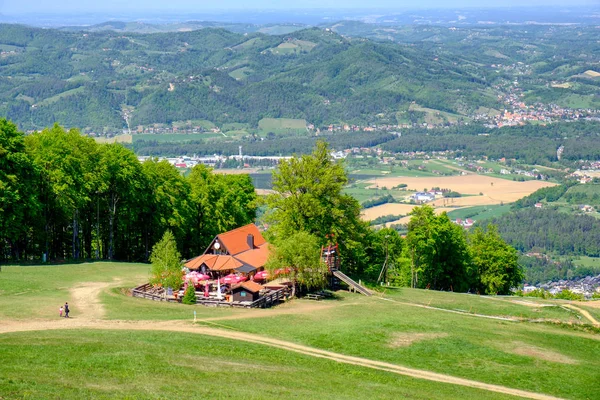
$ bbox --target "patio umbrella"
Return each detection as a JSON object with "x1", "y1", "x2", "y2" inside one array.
[
  {"x1": 253, "y1": 270, "x2": 269, "y2": 281},
  {"x1": 234, "y1": 275, "x2": 247, "y2": 283},
  {"x1": 221, "y1": 274, "x2": 238, "y2": 284}
]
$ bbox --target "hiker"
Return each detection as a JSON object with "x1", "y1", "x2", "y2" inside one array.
[
  {"x1": 64, "y1": 302, "x2": 70, "y2": 318},
  {"x1": 59, "y1": 306, "x2": 63, "y2": 318}
]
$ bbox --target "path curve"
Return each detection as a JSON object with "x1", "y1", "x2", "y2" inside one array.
[
  {"x1": 563, "y1": 304, "x2": 600, "y2": 327},
  {"x1": 0, "y1": 319, "x2": 564, "y2": 400}
]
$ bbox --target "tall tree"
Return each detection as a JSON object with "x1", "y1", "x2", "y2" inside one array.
[
  {"x1": 98, "y1": 144, "x2": 146, "y2": 260},
  {"x1": 266, "y1": 231, "x2": 329, "y2": 296},
  {"x1": 187, "y1": 165, "x2": 257, "y2": 256},
  {"x1": 0, "y1": 119, "x2": 41, "y2": 260},
  {"x1": 266, "y1": 141, "x2": 369, "y2": 273},
  {"x1": 405, "y1": 206, "x2": 470, "y2": 291},
  {"x1": 150, "y1": 230, "x2": 183, "y2": 291},
  {"x1": 142, "y1": 159, "x2": 191, "y2": 257},
  {"x1": 25, "y1": 124, "x2": 99, "y2": 259},
  {"x1": 469, "y1": 225, "x2": 523, "y2": 295}
]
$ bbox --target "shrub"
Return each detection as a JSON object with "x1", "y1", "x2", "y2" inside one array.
[
  {"x1": 554, "y1": 289, "x2": 584, "y2": 301},
  {"x1": 182, "y1": 283, "x2": 197, "y2": 305}
]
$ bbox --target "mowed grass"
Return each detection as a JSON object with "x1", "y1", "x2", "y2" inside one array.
[
  {"x1": 446, "y1": 204, "x2": 512, "y2": 221},
  {"x1": 217, "y1": 292, "x2": 600, "y2": 400},
  {"x1": 0, "y1": 263, "x2": 149, "y2": 319},
  {"x1": 0, "y1": 330, "x2": 510, "y2": 400},
  {"x1": 258, "y1": 117, "x2": 307, "y2": 130},
  {"x1": 2, "y1": 263, "x2": 600, "y2": 399}
]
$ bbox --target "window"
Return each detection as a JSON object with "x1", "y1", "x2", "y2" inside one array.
[{"x1": 240, "y1": 291, "x2": 247, "y2": 297}]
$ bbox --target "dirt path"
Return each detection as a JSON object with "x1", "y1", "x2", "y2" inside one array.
[
  {"x1": 376, "y1": 296, "x2": 522, "y2": 322},
  {"x1": 0, "y1": 319, "x2": 564, "y2": 400},
  {"x1": 563, "y1": 304, "x2": 600, "y2": 327},
  {"x1": 69, "y1": 280, "x2": 121, "y2": 320}
]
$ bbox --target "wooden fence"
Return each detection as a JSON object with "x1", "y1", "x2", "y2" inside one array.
[{"x1": 131, "y1": 283, "x2": 290, "y2": 308}]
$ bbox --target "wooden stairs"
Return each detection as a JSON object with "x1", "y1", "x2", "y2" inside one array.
[{"x1": 332, "y1": 270, "x2": 372, "y2": 296}]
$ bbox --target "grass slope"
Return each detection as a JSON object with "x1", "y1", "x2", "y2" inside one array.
[
  {"x1": 1, "y1": 263, "x2": 599, "y2": 399},
  {"x1": 0, "y1": 330, "x2": 509, "y2": 400}
]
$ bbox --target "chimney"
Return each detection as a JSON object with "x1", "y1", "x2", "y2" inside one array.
[{"x1": 247, "y1": 234, "x2": 254, "y2": 249}]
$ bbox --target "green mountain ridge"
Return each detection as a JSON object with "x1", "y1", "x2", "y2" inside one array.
[{"x1": 0, "y1": 24, "x2": 495, "y2": 131}]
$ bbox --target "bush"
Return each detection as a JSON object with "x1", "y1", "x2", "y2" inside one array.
[
  {"x1": 554, "y1": 289, "x2": 584, "y2": 301},
  {"x1": 443, "y1": 191, "x2": 462, "y2": 198},
  {"x1": 592, "y1": 292, "x2": 600, "y2": 299},
  {"x1": 522, "y1": 288, "x2": 554, "y2": 299},
  {"x1": 182, "y1": 283, "x2": 197, "y2": 305}
]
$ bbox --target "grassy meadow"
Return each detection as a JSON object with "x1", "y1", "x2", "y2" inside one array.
[{"x1": 1, "y1": 263, "x2": 599, "y2": 399}]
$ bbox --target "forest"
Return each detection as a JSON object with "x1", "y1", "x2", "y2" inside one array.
[
  {"x1": 487, "y1": 208, "x2": 600, "y2": 257},
  {"x1": 0, "y1": 24, "x2": 497, "y2": 131},
  {"x1": 133, "y1": 120, "x2": 600, "y2": 164},
  {"x1": 1, "y1": 120, "x2": 522, "y2": 293},
  {"x1": 382, "y1": 121, "x2": 600, "y2": 165},
  {"x1": 0, "y1": 119, "x2": 257, "y2": 262}
]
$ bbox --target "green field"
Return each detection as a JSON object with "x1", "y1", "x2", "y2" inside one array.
[
  {"x1": 132, "y1": 133, "x2": 222, "y2": 143},
  {"x1": 37, "y1": 87, "x2": 85, "y2": 106},
  {"x1": 258, "y1": 118, "x2": 307, "y2": 131},
  {"x1": 229, "y1": 66, "x2": 254, "y2": 80},
  {"x1": 446, "y1": 204, "x2": 513, "y2": 222},
  {"x1": 564, "y1": 184, "x2": 600, "y2": 196},
  {"x1": 1, "y1": 263, "x2": 599, "y2": 399}
]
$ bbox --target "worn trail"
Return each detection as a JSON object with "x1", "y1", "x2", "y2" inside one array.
[{"x1": 0, "y1": 318, "x2": 564, "y2": 400}]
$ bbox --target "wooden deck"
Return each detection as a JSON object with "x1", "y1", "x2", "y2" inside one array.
[{"x1": 131, "y1": 283, "x2": 290, "y2": 309}]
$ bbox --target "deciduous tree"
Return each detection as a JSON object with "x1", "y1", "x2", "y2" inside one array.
[{"x1": 150, "y1": 230, "x2": 183, "y2": 291}]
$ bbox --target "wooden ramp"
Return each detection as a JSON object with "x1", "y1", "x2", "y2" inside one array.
[{"x1": 333, "y1": 270, "x2": 372, "y2": 296}]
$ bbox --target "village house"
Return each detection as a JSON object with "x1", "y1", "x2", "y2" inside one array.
[
  {"x1": 185, "y1": 223, "x2": 270, "y2": 278},
  {"x1": 412, "y1": 192, "x2": 436, "y2": 203}
]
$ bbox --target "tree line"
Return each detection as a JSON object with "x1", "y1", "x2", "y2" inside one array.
[
  {"x1": 0, "y1": 119, "x2": 257, "y2": 262},
  {"x1": 487, "y1": 207, "x2": 600, "y2": 257},
  {"x1": 263, "y1": 142, "x2": 522, "y2": 294}
]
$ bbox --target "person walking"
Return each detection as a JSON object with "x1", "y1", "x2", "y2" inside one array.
[
  {"x1": 64, "y1": 302, "x2": 70, "y2": 318},
  {"x1": 59, "y1": 306, "x2": 63, "y2": 318}
]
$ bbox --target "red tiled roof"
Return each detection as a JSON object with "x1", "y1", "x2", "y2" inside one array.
[
  {"x1": 234, "y1": 244, "x2": 270, "y2": 270},
  {"x1": 234, "y1": 281, "x2": 264, "y2": 293},
  {"x1": 217, "y1": 224, "x2": 266, "y2": 256},
  {"x1": 185, "y1": 254, "x2": 243, "y2": 271}
]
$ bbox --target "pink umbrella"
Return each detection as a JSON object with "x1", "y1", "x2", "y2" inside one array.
[
  {"x1": 234, "y1": 275, "x2": 248, "y2": 283},
  {"x1": 253, "y1": 270, "x2": 269, "y2": 281},
  {"x1": 220, "y1": 274, "x2": 238, "y2": 284}
]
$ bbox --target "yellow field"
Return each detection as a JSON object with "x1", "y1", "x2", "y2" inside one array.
[
  {"x1": 362, "y1": 204, "x2": 456, "y2": 223},
  {"x1": 362, "y1": 175, "x2": 556, "y2": 224},
  {"x1": 367, "y1": 175, "x2": 555, "y2": 203},
  {"x1": 583, "y1": 70, "x2": 600, "y2": 78}
]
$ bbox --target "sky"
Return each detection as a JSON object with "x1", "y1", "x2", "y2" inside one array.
[{"x1": 0, "y1": 0, "x2": 596, "y2": 14}]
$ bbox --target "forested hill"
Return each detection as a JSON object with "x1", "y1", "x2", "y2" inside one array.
[{"x1": 0, "y1": 24, "x2": 496, "y2": 131}]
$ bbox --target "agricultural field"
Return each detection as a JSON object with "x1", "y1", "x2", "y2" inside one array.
[
  {"x1": 446, "y1": 204, "x2": 513, "y2": 222},
  {"x1": 1, "y1": 263, "x2": 599, "y2": 400},
  {"x1": 269, "y1": 39, "x2": 317, "y2": 55},
  {"x1": 367, "y1": 175, "x2": 555, "y2": 206},
  {"x1": 131, "y1": 133, "x2": 222, "y2": 143},
  {"x1": 355, "y1": 174, "x2": 555, "y2": 224},
  {"x1": 94, "y1": 134, "x2": 133, "y2": 144},
  {"x1": 258, "y1": 118, "x2": 306, "y2": 130}
]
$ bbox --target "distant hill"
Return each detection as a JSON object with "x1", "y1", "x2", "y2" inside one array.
[
  {"x1": 0, "y1": 24, "x2": 497, "y2": 132},
  {"x1": 59, "y1": 21, "x2": 307, "y2": 35}
]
